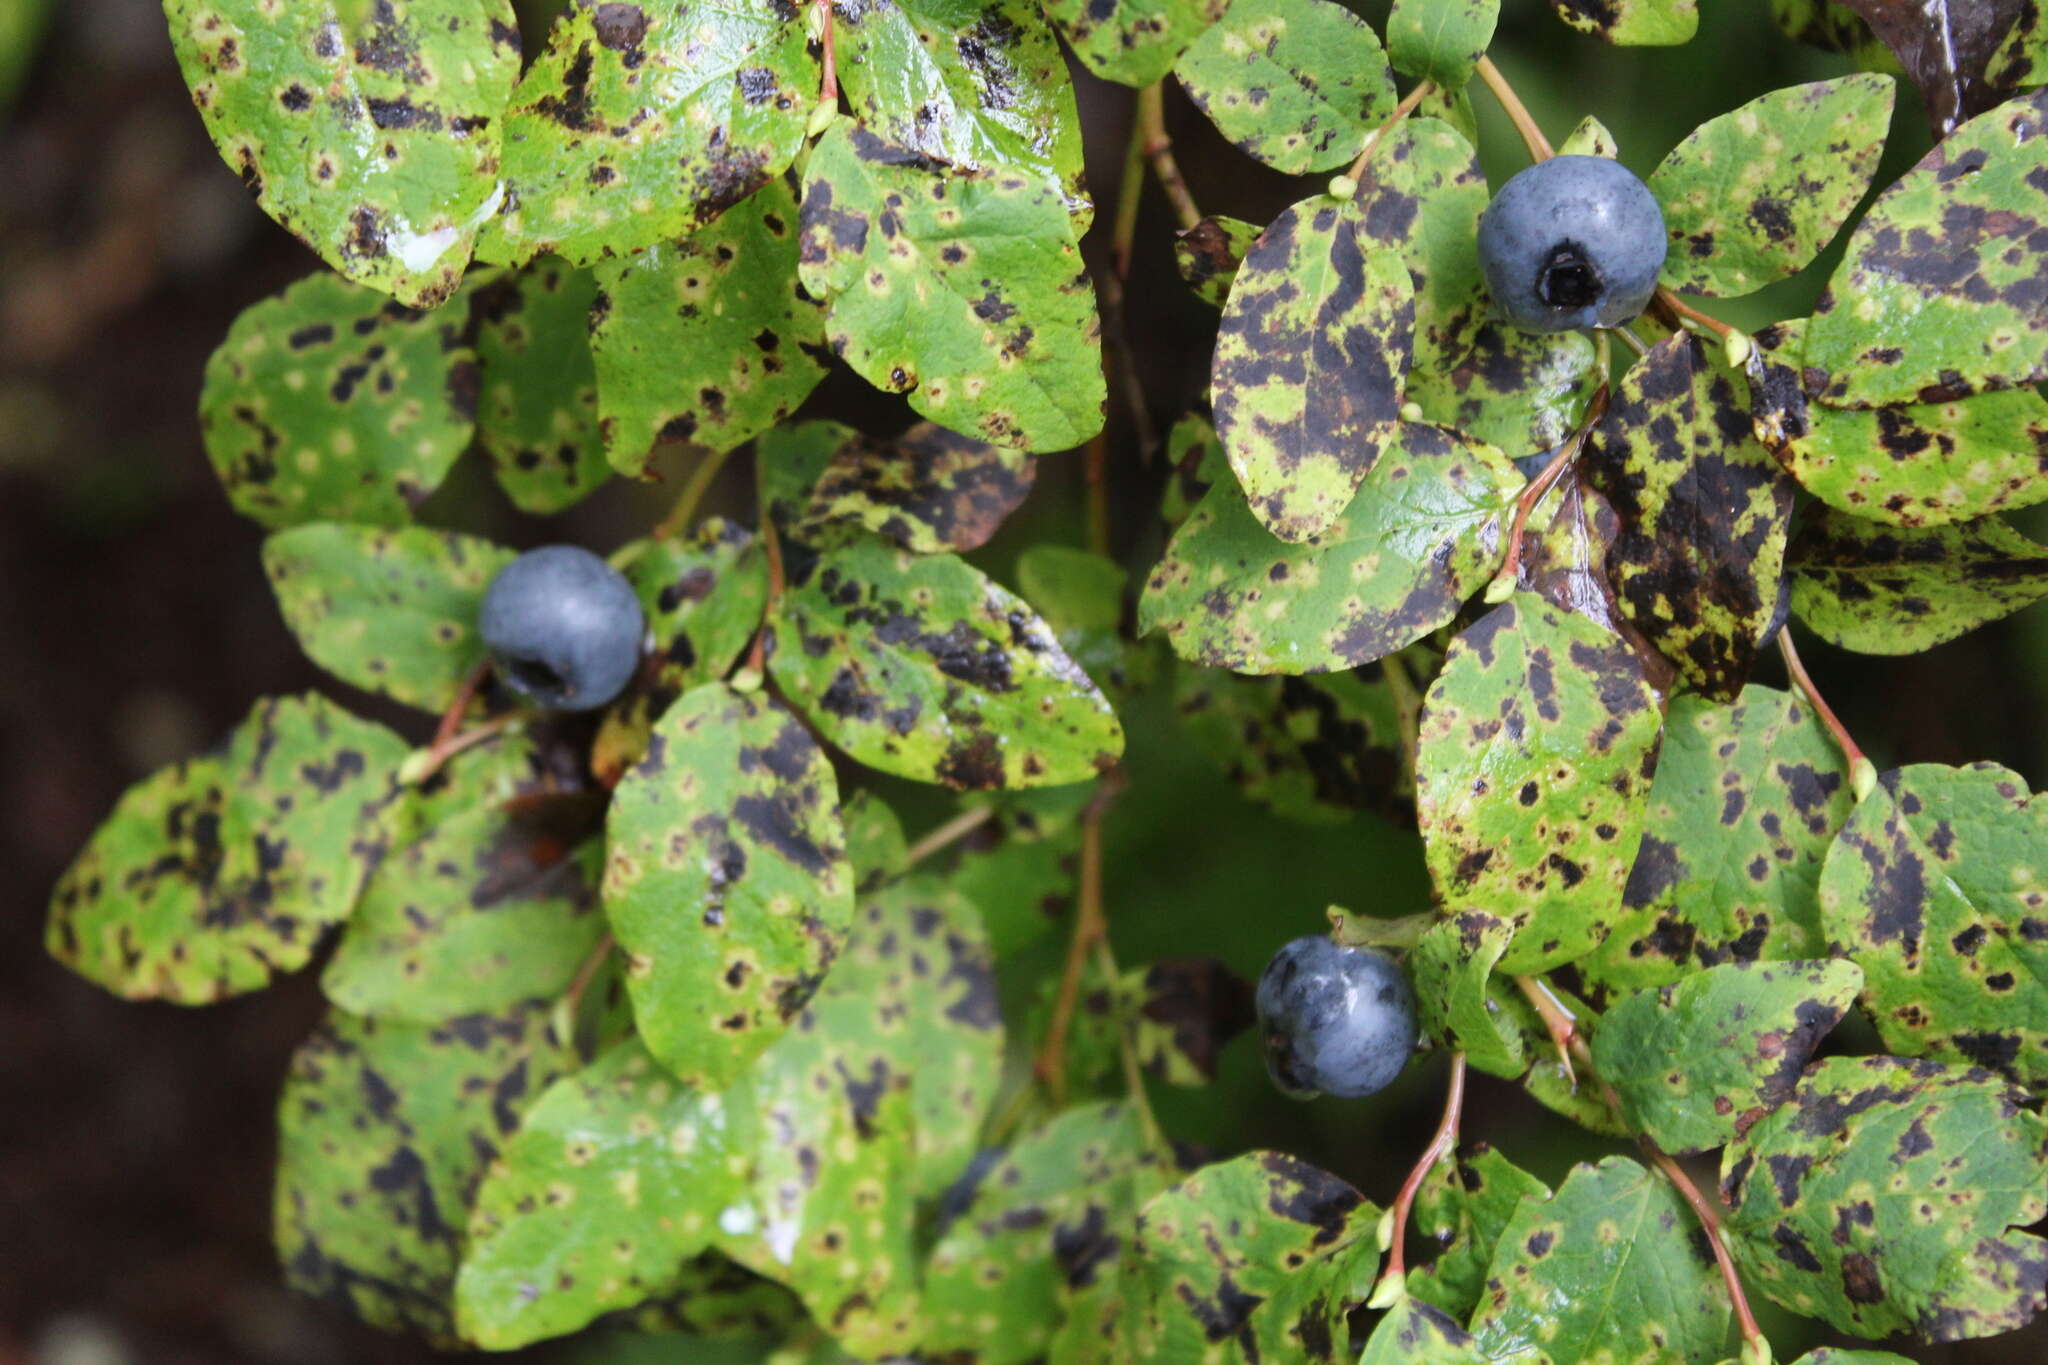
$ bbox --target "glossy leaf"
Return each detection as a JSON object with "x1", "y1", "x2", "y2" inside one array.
[
  {"x1": 1806, "y1": 89, "x2": 2048, "y2": 407},
  {"x1": 797, "y1": 124, "x2": 1104, "y2": 453},
  {"x1": 1788, "y1": 508, "x2": 2048, "y2": 654},
  {"x1": 768, "y1": 535, "x2": 1123, "y2": 788},
  {"x1": 1042, "y1": 0, "x2": 1227, "y2": 88},
  {"x1": 1415, "y1": 595, "x2": 1663, "y2": 973},
  {"x1": 1172, "y1": 665, "x2": 1410, "y2": 825},
  {"x1": 1358, "y1": 1296, "x2": 1504, "y2": 1363},
  {"x1": 1835, "y1": 0, "x2": 2033, "y2": 135},
  {"x1": 48, "y1": 694, "x2": 407, "y2": 1003},
  {"x1": 1212, "y1": 193, "x2": 1414, "y2": 541},
  {"x1": 590, "y1": 177, "x2": 826, "y2": 476},
  {"x1": 1819, "y1": 762, "x2": 2048, "y2": 1082},
  {"x1": 1410, "y1": 911, "x2": 1526, "y2": 1077},
  {"x1": 1408, "y1": 1142, "x2": 1550, "y2": 1321},
  {"x1": 1172, "y1": 0, "x2": 1396, "y2": 174},
  {"x1": 1547, "y1": 0, "x2": 1698, "y2": 46},
  {"x1": 200, "y1": 272, "x2": 478, "y2": 527},
  {"x1": 1721, "y1": 1055, "x2": 2048, "y2": 1341},
  {"x1": 165, "y1": 0, "x2": 519, "y2": 304},
  {"x1": 470, "y1": 258, "x2": 610, "y2": 514},
  {"x1": 1388, "y1": 0, "x2": 1499, "y2": 89},
  {"x1": 1173, "y1": 214, "x2": 1262, "y2": 307},
  {"x1": 1142, "y1": 422, "x2": 1519, "y2": 672},
  {"x1": 1016, "y1": 546, "x2": 1133, "y2": 696},
  {"x1": 264, "y1": 522, "x2": 514, "y2": 715},
  {"x1": 1406, "y1": 321, "x2": 1599, "y2": 458},
  {"x1": 800, "y1": 420, "x2": 1035, "y2": 553}
]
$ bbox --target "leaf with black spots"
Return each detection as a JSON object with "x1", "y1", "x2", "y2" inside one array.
[
  {"x1": 1388, "y1": 0, "x2": 1499, "y2": 89},
  {"x1": 1557, "y1": 114, "x2": 1620, "y2": 158},
  {"x1": 1819, "y1": 762, "x2": 2048, "y2": 1082},
  {"x1": 48, "y1": 693, "x2": 407, "y2": 1003},
  {"x1": 1721, "y1": 1055, "x2": 2048, "y2": 1341},
  {"x1": 1650, "y1": 75, "x2": 1895, "y2": 297},
  {"x1": 800, "y1": 420, "x2": 1034, "y2": 553},
  {"x1": 797, "y1": 123, "x2": 1105, "y2": 452},
  {"x1": 1835, "y1": 0, "x2": 2036, "y2": 135},
  {"x1": 1172, "y1": 665, "x2": 1412, "y2": 825},
  {"x1": 1407, "y1": 1142, "x2": 1550, "y2": 1321},
  {"x1": 1173, "y1": 0, "x2": 1396, "y2": 174},
  {"x1": 1161, "y1": 411, "x2": 1229, "y2": 531},
  {"x1": 951, "y1": 817, "x2": 1078, "y2": 955},
  {"x1": 1415, "y1": 594, "x2": 1663, "y2": 973},
  {"x1": 469, "y1": 258, "x2": 610, "y2": 514},
  {"x1": 1125, "y1": 956, "x2": 1256, "y2": 1086},
  {"x1": 1212, "y1": 192, "x2": 1415, "y2": 541},
  {"x1": 840, "y1": 790, "x2": 907, "y2": 893},
  {"x1": 166, "y1": 0, "x2": 518, "y2": 304},
  {"x1": 201, "y1": 273, "x2": 479, "y2": 527},
  {"x1": 1406, "y1": 320, "x2": 1599, "y2": 458},
  {"x1": 590, "y1": 176, "x2": 826, "y2": 476},
  {"x1": 264, "y1": 523, "x2": 515, "y2": 715},
  {"x1": 768, "y1": 535, "x2": 1123, "y2": 789},
  {"x1": 479, "y1": 0, "x2": 813, "y2": 265},
  {"x1": 1806, "y1": 89, "x2": 2048, "y2": 407},
  {"x1": 1042, "y1": 0, "x2": 1228, "y2": 88},
  {"x1": 1409, "y1": 911, "x2": 1528, "y2": 1077},
  {"x1": 1581, "y1": 334, "x2": 1796, "y2": 700},
  {"x1": 1142, "y1": 423, "x2": 1519, "y2": 672},
  {"x1": 1547, "y1": 0, "x2": 1698, "y2": 46},
  {"x1": 1016, "y1": 546, "x2": 1136, "y2": 698},
  {"x1": 603, "y1": 682, "x2": 855, "y2": 1088},
  {"x1": 1174, "y1": 214, "x2": 1263, "y2": 307},
  {"x1": 1358, "y1": 1295, "x2": 1511, "y2": 1363},
  {"x1": 1788, "y1": 507, "x2": 2048, "y2": 653},
  {"x1": 759, "y1": 418, "x2": 859, "y2": 528},
  {"x1": 275, "y1": 1002, "x2": 574, "y2": 1344}
]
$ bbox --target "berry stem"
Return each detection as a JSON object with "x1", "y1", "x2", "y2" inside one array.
[
  {"x1": 1373, "y1": 1051, "x2": 1467, "y2": 1300},
  {"x1": 901, "y1": 805, "x2": 997, "y2": 872},
  {"x1": 1654, "y1": 288, "x2": 1737, "y2": 343},
  {"x1": 1474, "y1": 57, "x2": 1553, "y2": 161},
  {"x1": 1135, "y1": 81, "x2": 1203, "y2": 233},
  {"x1": 433, "y1": 658, "x2": 491, "y2": 752},
  {"x1": 1344, "y1": 79, "x2": 1436, "y2": 183},
  {"x1": 1778, "y1": 631, "x2": 1875, "y2": 798},
  {"x1": 403, "y1": 713, "x2": 518, "y2": 787},
  {"x1": 654, "y1": 444, "x2": 737, "y2": 540},
  {"x1": 815, "y1": 0, "x2": 838, "y2": 105}
]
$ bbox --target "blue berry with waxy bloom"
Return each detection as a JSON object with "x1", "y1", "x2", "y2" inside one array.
[
  {"x1": 479, "y1": 545, "x2": 645, "y2": 712},
  {"x1": 1255, "y1": 935, "x2": 1418, "y2": 1100},
  {"x1": 1477, "y1": 154, "x2": 1667, "y2": 332}
]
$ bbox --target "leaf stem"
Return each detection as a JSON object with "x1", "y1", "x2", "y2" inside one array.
[
  {"x1": 433, "y1": 658, "x2": 492, "y2": 751},
  {"x1": 1513, "y1": 973, "x2": 1582, "y2": 1088},
  {"x1": 1034, "y1": 773, "x2": 1126, "y2": 1105},
  {"x1": 654, "y1": 445, "x2": 738, "y2": 540},
  {"x1": 1135, "y1": 81, "x2": 1202, "y2": 233},
  {"x1": 403, "y1": 712, "x2": 518, "y2": 787},
  {"x1": 1373, "y1": 1052, "x2": 1467, "y2": 1300},
  {"x1": 1113, "y1": 91, "x2": 1151, "y2": 280},
  {"x1": 1487, "y1": 385, "x2": 1608, "y2": 602},
  {"x1": 558, "y1": 930, "x2": 616, "y2": 1046},
  {"x1": 1474, "y1": 57, "x2": 1553, "y2": 161},
  {"x1": 816, "y1": 0, "x2": 838, "y2": 105},
  {"x1": 901, "y1": 804, "x2": 997, "y2": 871},
  {"x1": 745, "y1": 512, "x2": 787, "y2": 676},
  {"x1": 1777, "y1": 631, "x2": 1875, "y2": 797},
  {"x1": 1345, "y1": 80, "x2": 1436, "y2": 183}
]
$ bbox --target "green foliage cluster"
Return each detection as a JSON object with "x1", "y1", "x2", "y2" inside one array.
[{"x1": 46, "y1": 0, "x2": 2048, "y2": 1361}]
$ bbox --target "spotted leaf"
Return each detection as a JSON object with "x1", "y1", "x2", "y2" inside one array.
[
  {"x1": 1410, "y1": 910, "x2": 1527, "y2": 1077},
  {"x1": 797, "y1": 123, "x2": 1105, "y2": 452},
  {"x1": 1578, "y1": 686, "x2": 1853, "y2": 997},
  {"x1": 838, "y1": 790, "x2": 907, "y2": 894},
  {"x1": 264, "y1": 522, "x2": 516, "y2": 715},
  {"x1": 166, "y1": 0, "x2": 518, "y2": 304},
  {"x1": 1806, "y1": 89, "x2": 2048, "y2": 407},
  {"x1": 1016, "y1": 546, "x2": 1137, "y2": 698},
  {"x1": 1819, "y1": 762, "x2": 2048, "y2": 1082},
  {"x1": 760, "y1": 418, "x2": 860, "y2": 527},
  {"x1": 1557, "y1": 114, "x2": 1620, "y2": 158},
  {"x1": 1835, "y1": 0, "x2": 2036, "y2": 135},
  {"x1": 603, "y1": 683, "x2": 852, "y2": 1088},
  {"x1": 590, "y1": 176, "x2": 826, "y2": 476},
  {"x1": 200, "y1": 272, "x2": 479, "y2": 527},
  {"x1": 1407, "y1": 320, "x2": 1599, "y2": 458},
  {"x1": 767, "y1": 535, "x2": 1123, "y2": 788},
  {"x1": 1142, "y1": 422, "x2": 1519, "y2": 672},
  {"x1": 1125, "y1": 956, "x2": 1256, "y2": 1086},
  {"x1": 1595, "y1": 959, "x2": 1864, "y2": 1155},
  {"x1": 1387, "y1": 0, "x2": 1499, "y2": 89},
  {"x1": 1408, "y1": 1142, "x2": 1550, "y2": 1321},
  {"x1": 1547, "y1": 0, "x2": 1698, "y2": 46},
  {"x1": 1212, "y1": 193, "x2": 1415, "y2": 541},
  {"x1": 1721, "y1": 1055, "x2": 2048, "y2": 1341},
  {"x1": 1415, "y1": 595, "x2": 1663, "y2": 974},
  {"x1": 951, "y1": 816, "x2": 1078, "y2": 955},
  {"x1": 1172, "y1": 664, "x2": 1411, "y2": 825},
  {"x1": 1358, "y1": 1296, "x2": 1511, "y2": 1363},
  {"x1": 469, "y1": 258, "x2": 610, "y2": 514},
  {"x1": 1041, "y1": 0, "x2": 1227, "y2": 87},
  {"x1": 1581, "y1": 334, "x2": 1796, "y2": 700},
  {"x1": 1988, "y1": 3, "x2": 2047, "y2": 90},
  {"x1": 1469, "y1": 1156, "x2": 1731, "y2": 1363},
  {"x1": 799, "y1": 420, "x2": 1034, "y2": 553},
  {"x1": 1787, "y1": 507, "x2": 2048, "y2": 653},
  {"x1": 1172, "y1": 0, "x2": 1396, "y2": 174},
  {"x1": 1174, "y1": 213, "x2": 1263, "y2": 307},
  {"x1": 479, "y1": 0, "x2": 812, "y2": 266},
  {"x1": 1650, "y1": 76, "x2": 1894, "y2": 297}
]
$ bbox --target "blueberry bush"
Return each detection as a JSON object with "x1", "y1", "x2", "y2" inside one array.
[{"x1": 44, "y1": 1, "x2": 2048, "y2": 1361}]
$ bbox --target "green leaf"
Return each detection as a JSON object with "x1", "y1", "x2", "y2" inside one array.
[
  {"x1": 470, "y1": 259, "x2": 610, "y2": 514},
  {"x1": 1359, "y1": 1296, "x2": 1512, "y2": 1364},
  {"x1": 1174, "y1": 214, "x2": 1263, "y2": 307},
  {"x1": 1172, "y1": 0, "x2": 1396, "y2": 174},
  {"x1": 603, "y1": 682, "x2": 854, "y2": 1088},
  {"x1": 1410, "y1": 911, "x2": 1527, "y2": 1077},
  {"x1": 1351, "y1": 118, "x2": 1490, "y2": 391},
  {"x1": 799, "y1": 420, "x2": 1035, "y2": 553},
  {"x1": 1471, "y1": 1156, "x2": 1731, "y2": 1363},
  {"x1": 1806, "y1": 89, "x2": 2048, "y2": 407},
  {"x1": 1415, "y1": 81, "x2": 1481, "y2": 147},
  {"x1": 1786, "y1": 1352, "x2": 1917, "y2": 1365},
  {"x1": 1579, "y1": 686, "x2": 1854, "y2": 996},
  {"x1": 1041, "y1": 0, "x2": 1227, "y2": 88},
  {"x1": 768, "y1": 535, "x2": 1123, "y2": 788},
  {"x1": 1408, "y1": 1142, "x2": 1551, "y2": 1321},
  {"x1": 590, "y1": 177, "x2": 826, "y2": 477},
  {"x1": 1388, "y1": 0, "x2": 1499, "y2": 90},
  {"x1": 1131, "y1": 1151, "x2": 1381, "y2": 1362},
  {"x1": 200, "y1": 272, "x2": 479, "y2": 527},
  {"x1": 1415, "y1": 595, "x2": 1664, "y2": 974},
  {"x1": 276, "y1": 1002, "x2": 573, "y2": 1343},
  {"x1": 1748, "y1": 317, "x2": 2048, "y2": 528},
  {"x1": 839, "y1": 789, "x2": 906, "y2": 893},
  {"x1": 951, "y1": 818, "x2": 1078, "y2": 955},
  {"x1": 480, "y1": 0, "x2": 813, "y2": 266},
  {"x1": 1141, "y1": 422, "x2": 1519, "y2": 672},
  {"x1": 1017, "y1": 546, "x2": 1142, "y2": 697},
  {"x1": 1547, "y1": 0, "x2": 1698, "y2": 47},
  {"x1": 1407, "y1": 321, "x2": 1599, "y2": 457},
  {"x1": 1212, "y1": 194, "x2": 1415, "y2": 541},
  {"x1": 1557, "y1": 115, "x2": 1620, "y2": 158},
  {"x1": 760, "y1": 418, "x2": 858, "y2": 528},
  {"x1": 1594, "y1": 960, "x2": 1864, "y2": 1155},
  {"x1": 263, "y1": 522, "x2": 515, "y2": 714},
  {"x1": 1787, "y1": 507, "x2": 2048, "y2": 654},
  {"x1": 1125, "y1": 956, "x2": 1256, "y2": 1085},
  {"x1": 1988, "y1": 5, "x2": 2048, "y2": 89},
  {"x1": 1721, "y1": 1055, "x2": 2048, "y2": 1341},
  {"x1": 1172, "y1": 665, "x2": 1411, "y2": 825},
  {"x1": 797, "y1": 124, "x2": 1105, "y2": 453},
  {"x1": 1161, "y1": 411, "x2": 1229, "y2": 532},
  {"x1": 165, "y1": 1, "x2": 518, "y2": 305},
  {"x1": 48, "y1": 693, "x2": 406, "y2": 1003},
  {"x1": 1819, "y1": 762, "x2": 2048, "y2": 1082},
  {"x1": 1650, "y1": 75, "x2": 1895, "y2": 297},
  {"x1": 1580, "y1": 334, "x2": 1796, "y2": 700}
]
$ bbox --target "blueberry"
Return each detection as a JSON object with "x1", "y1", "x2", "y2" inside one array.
[
  {"x1": 479, "y1": 545, "x2": 645, "y2": 712},
  {"x1": 1255, "y1": 936, "x2": 1417, "y2": 1100},
  {"x1": 1477, "y1": 155, "x2": 1667, "y2": 333}
]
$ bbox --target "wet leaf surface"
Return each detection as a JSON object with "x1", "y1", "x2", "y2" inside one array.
[
  {"x1": 469, "y1": 259, "x2": 610, "y2": 514},
  {"x1": 1836, "y1": 0, "x2": 2037, "y2": 134},
  {"x1": 800, "y1": 419, "x2": 1035, "y2": 553},
  {"x1": 1787, "y1": 506, "x2": 2048, "y2": 653}
]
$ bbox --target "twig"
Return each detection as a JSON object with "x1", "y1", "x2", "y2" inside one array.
[
  {"x1": 901, "y1": 805, "x2": 997, "y2": 871},
  {"x1": 816, "y1": 0, "x2": 837, "y2": 105},
  {"x1": 1778, "y1": 632, "x2": 1876, "y2": 799},
  {"x1": 1474, "y1": 57, "x2": 1553, "y2": 161},
  {"x1": 1345, "y1": 80, "x2": 1436, "y2": 183},
  {"x1": 1372, "y1": 1053, "x2": 1468, "y2": 1303},
  {"x1": 654, "y1": 445, "x2": 737, "y2": 540},
  {"x1": 433, "y1": 659, "x2": 491, "y2": 751},
  {"x1": 745, "y1": 514, "x2": 787, "y2": 676},
  {"x1": 1036, "y1": 815, "x2": 1107, "y2": 1104},
  {"x1": 1112, "y1": 94, "x2": 1150, "y2": 280},
  {"x1": 402, "y1": 713, "x2": 518, "y2": 787},
  {"x1": 1513, "y1": 974, "x2": 1581, "y2": 1089},
  {"x1": 561, "y1": 931, "x2": 615, "y2": 1025},
  {"x1": 1135, "y1": 81, "x2": 1202, "y2": 232}
]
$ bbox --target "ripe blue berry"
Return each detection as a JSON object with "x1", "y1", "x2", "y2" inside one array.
[
  {"x1": 1477, "y1": 155, "x2": 1667, "y2": 332},
  {"x1": 479, "y1": 545, "x2": 645, "y2": 712},
  {"x1": 1256, "y1": 936, "x2": 1417, "y2": 1100}
]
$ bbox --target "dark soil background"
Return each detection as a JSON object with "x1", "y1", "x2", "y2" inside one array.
[{"x1": 2, "y1": 3, "x2": 2043, "y2": 1363}]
